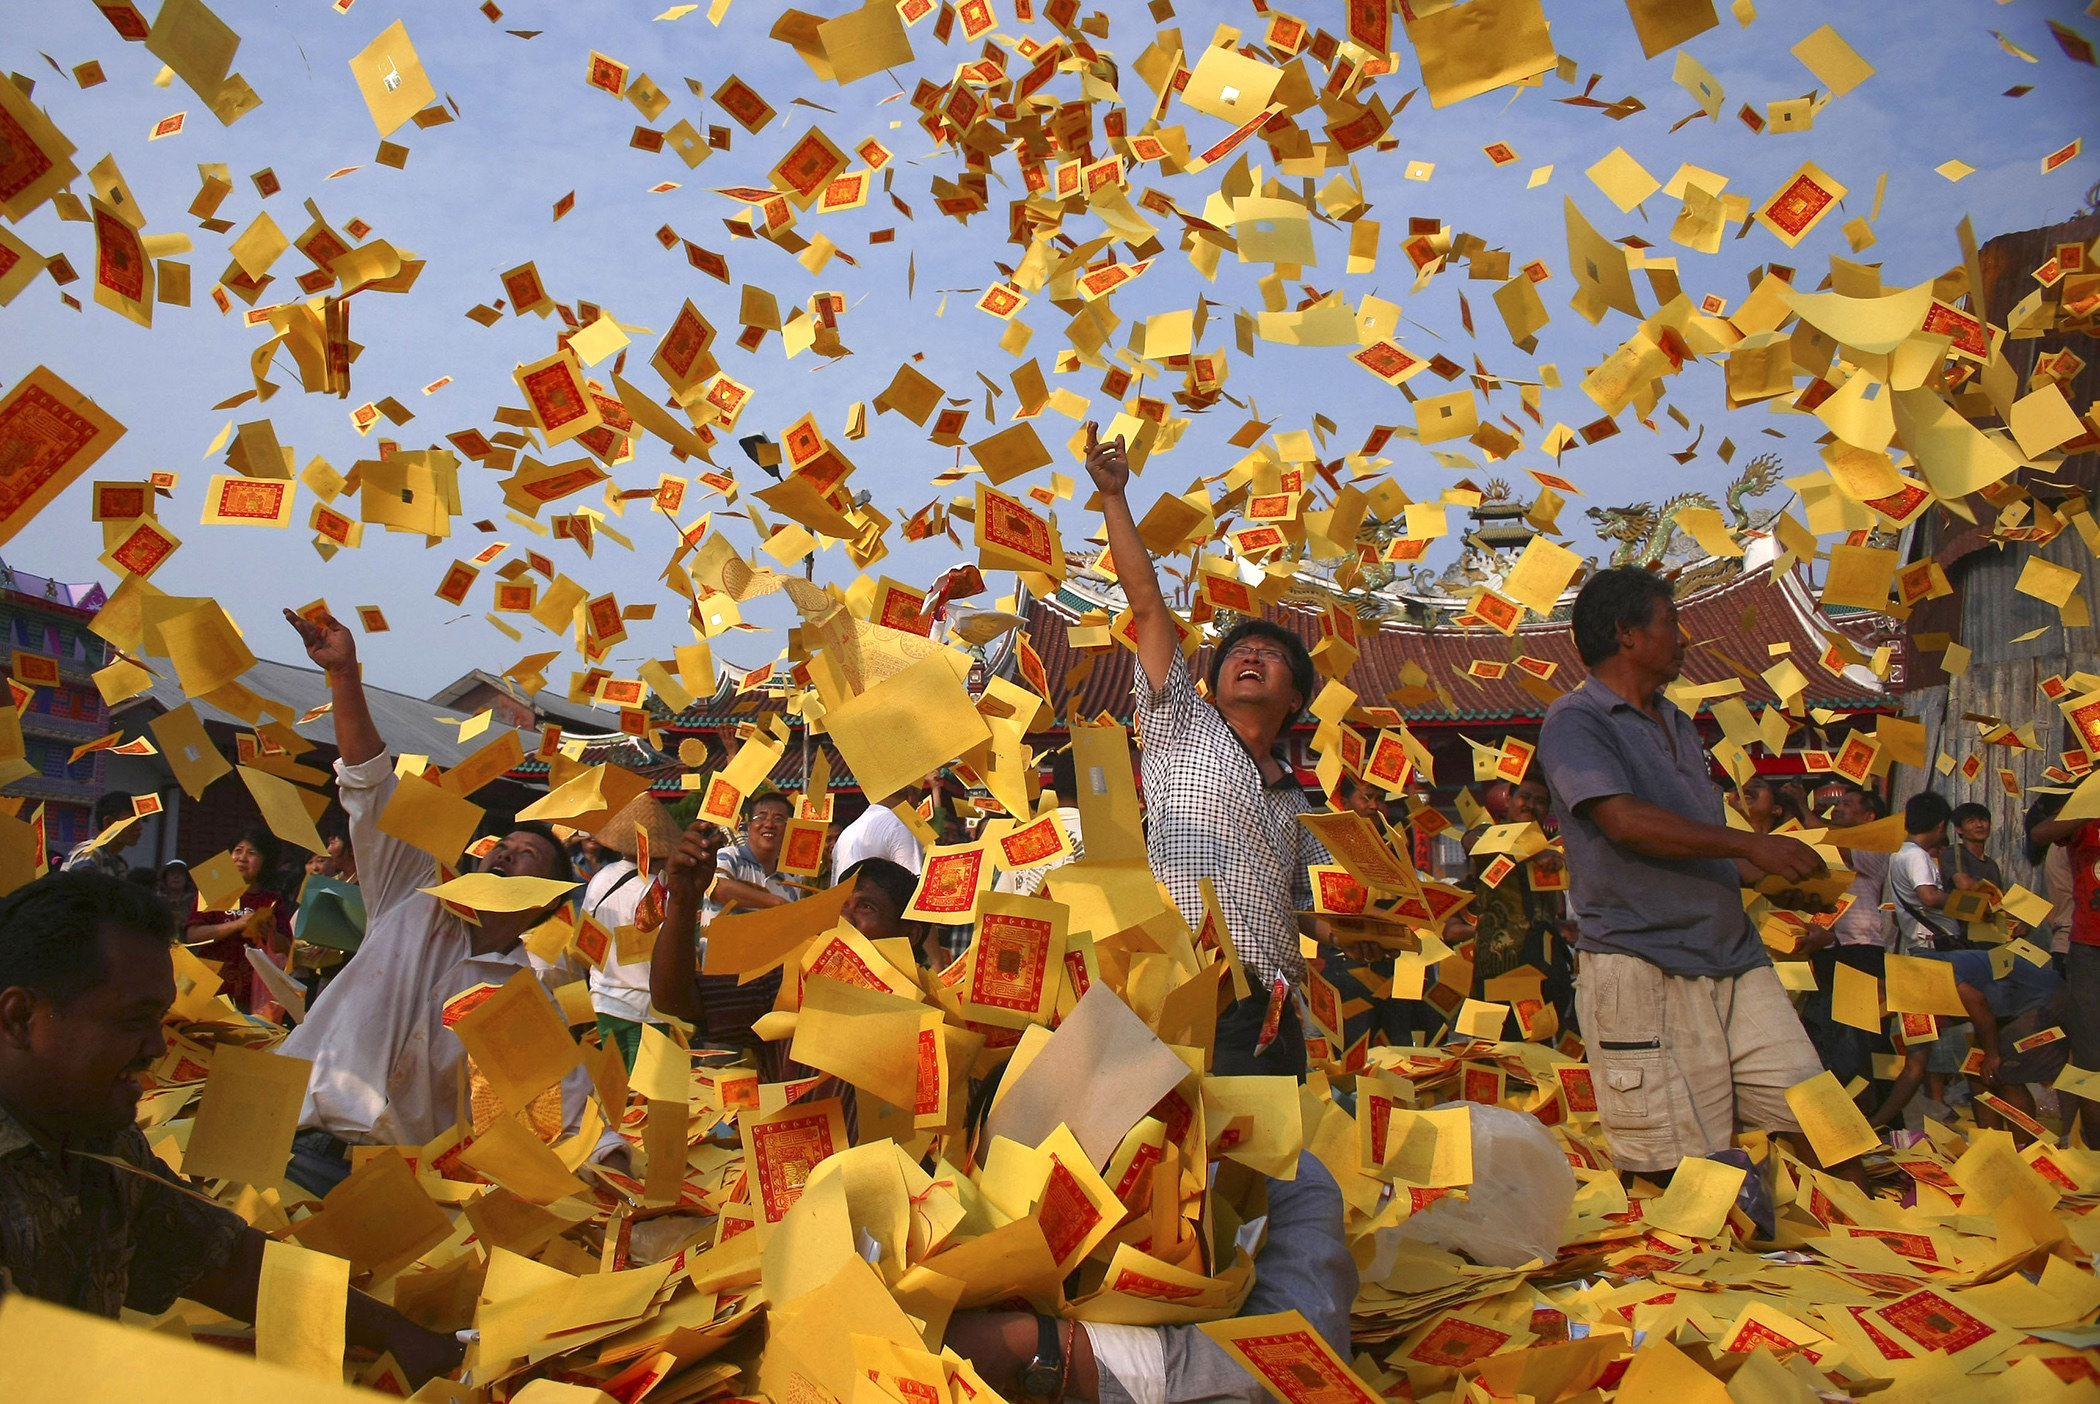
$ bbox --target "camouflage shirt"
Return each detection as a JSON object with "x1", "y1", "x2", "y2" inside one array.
[{"x1": 0, "y1": 1102, "x2": 246, "y2": 1317}]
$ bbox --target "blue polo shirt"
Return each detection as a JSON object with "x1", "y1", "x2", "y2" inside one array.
[
  {"x1": 1928, "y1": 949, "x2": 2059, "y2": 1023},
  {"x1": 1539, "y1": 675, "x2": 1767, "y2": 979}
]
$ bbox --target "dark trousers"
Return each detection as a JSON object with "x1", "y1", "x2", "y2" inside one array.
[
  {"x1": 1804, "y1": 944, "x2": 1892, "y2": 1088},
  {"x1": 285, "y1": 1127, "x2": 354, "y2": 1198},
  {"x1": 1214, "y1": 989, "x2": 1307, "y2": 1079}
]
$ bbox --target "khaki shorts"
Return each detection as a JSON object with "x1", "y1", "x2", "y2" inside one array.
[{"x1": 1576, "y1": 952, "x2": 1822, "y2": 1174}]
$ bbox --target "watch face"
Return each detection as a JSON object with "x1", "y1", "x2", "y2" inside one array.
[{"x1": 1020, "y1": 1363, "x2": 1061, "y2": 1397}]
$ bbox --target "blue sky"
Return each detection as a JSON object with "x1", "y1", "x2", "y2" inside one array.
[{"x1": 5, "y1": 0, "x2": 2095, "y2": 701}]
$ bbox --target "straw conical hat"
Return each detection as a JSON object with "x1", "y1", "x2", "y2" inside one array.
[{"x1": 593, "y1": 792, "x2": 681, "y2": 862}]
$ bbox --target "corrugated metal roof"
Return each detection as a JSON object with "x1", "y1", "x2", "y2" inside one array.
[
  {"x1": 428, "y1": 669, "x2": 621, "y2": 733},
  {"x1": 114, "y1": 657, "x2": 510, "y2": 769}
]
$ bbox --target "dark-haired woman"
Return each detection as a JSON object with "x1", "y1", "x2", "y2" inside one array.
[{"x1": 186, "y1": 828, "x2": 294, "y2": 1018}]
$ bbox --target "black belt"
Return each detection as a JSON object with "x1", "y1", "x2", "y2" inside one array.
[{"x1": 292, "y1": 1127, "x2": 352, "y2": 1162}]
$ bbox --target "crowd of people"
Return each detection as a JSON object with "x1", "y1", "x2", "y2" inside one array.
[{"x1": 0, "y1": 436, "x2": 2089, "y2": 1392}]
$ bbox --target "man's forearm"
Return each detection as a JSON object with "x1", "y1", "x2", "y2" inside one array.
[
  {"x1": 711, "y1": 876, "x2": 786, "y2": 910},
  {"x1": 1593, "y1": 796, "x2": 1760, "y2": 863},
  {"x1": 327, "y1": 665, "x2": 385, "y2": 766},
  {"x1": 1098, "y1": 488, "x2": 1177, "y2": 688},
  {"x1": 1099, "y1": 489, "x2": 1165, "y2": 619},
  {"x1": 188, "y1": 1229, "x2": 458, "y2": 1385},
  {"x1": 649, "y1": 889, "x2": 702, "y2": 1025},
  {"x1": 944, "y1": 1313, "x2": 1098, "y2": 1402},
  {"x1": 2032, "y1": 817, "x2": 2083, "y2": 846}
]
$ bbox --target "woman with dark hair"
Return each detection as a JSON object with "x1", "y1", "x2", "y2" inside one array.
[{"x1": 186, "y1": 828, "x2": 294, "y2": 1018}]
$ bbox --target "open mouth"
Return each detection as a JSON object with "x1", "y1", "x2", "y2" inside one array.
[{"x1": 1236, "y1": 666, "x2": 1264, "y2": 682}]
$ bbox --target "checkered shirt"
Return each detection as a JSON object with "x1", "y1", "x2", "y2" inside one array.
[{"x1": 1134, "y1": 651, "x2": 1329, "y2": 988}]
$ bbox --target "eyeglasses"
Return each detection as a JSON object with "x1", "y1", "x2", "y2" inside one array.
[{"x1": 1222, "y1": 645, "x2": 1291, "y2": 665}]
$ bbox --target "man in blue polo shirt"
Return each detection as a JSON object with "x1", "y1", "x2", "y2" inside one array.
[{"x1": 1539, "y1": 567, "x2": 1828, "y2": 1178}]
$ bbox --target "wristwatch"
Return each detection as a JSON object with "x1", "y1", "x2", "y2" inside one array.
[{"x1": 1018, "y1": 1312, "x2": 1064, "y2": 1400}]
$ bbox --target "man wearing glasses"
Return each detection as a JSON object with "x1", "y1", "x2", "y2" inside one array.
[
  {"x1": 705, "y1": 789, "x2": 802, "y2": 920},
  {"x1": 1082, "y1": 423, "x2": 1332, "y2": 1076}
]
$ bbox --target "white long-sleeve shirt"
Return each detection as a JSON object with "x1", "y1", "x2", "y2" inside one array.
[{"x1": 278, "y1": 752, "x2": 598, "y2": 1148}]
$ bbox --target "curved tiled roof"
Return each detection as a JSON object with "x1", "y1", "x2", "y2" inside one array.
[{"x1": 1012, "y1": 561, "x2": 1899, "y2": 727}]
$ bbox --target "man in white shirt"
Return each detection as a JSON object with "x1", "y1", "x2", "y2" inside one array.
[
  {"x1": 278, "y1": 609, "x2": 607, "y2": 1196},
  {"x1": 830, "y1": 778, "x2": 932, "y2": 878},
  {"x1": 1885, "y1": 790, "x2": 1972, "y2": 1107},
  {"x1": 582, "y1": 793, "x2": 682, "y2": 1070},
  {"x1": 1888, "y1": 792, "x2": 1961, "y2": 953}
]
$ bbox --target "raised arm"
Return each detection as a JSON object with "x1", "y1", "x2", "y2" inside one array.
[
  {"x1": 1585, "y1": 794, "x2": 1826, "y2": 881},
  {"x1": 282, "y1": 609, "x2": 383, "y2": 766},
  {"x1": 2031, "y1": 816, "x2": 2084, "y2": 847},
  {"x1": 709, "y1": 875, "x2": 788, "y2": 911},
  {"x1": 650, "y1": 818, "x2": 726, "y2": 1027},
  {"x1": 1082, "y1": 421, "x2": 1175, "y2": 691}
]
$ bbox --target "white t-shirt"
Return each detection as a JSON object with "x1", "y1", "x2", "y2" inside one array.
[
  {"x1": 1887, "y1": 841, "x2": 1958, "y2": 951},
  {"x1": 831, "y1": 804, "x2": 924, "y2": 877},
  {"x1": 582, "y1": 858, "x2": 655, "y2": 1022}
]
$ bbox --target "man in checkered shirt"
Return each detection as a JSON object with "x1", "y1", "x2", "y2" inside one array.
[{"x1": 1083, "y1": 423, "x2": 1332, "y2": 1077}]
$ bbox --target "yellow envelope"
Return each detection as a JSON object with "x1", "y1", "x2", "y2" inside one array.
[
  {"x1": 184, "y1": 1043, "x2": 314, "y2": 1187},
  {"x1": 238, "y1": 765, "x2": 326, "y2": 856},
  {"x1": 1885, "y1": 954, "x2": 1967, "y2": 1016},
  {"x1": 822, "y1": 650, "x2": 990, "y2": 806},
  {"x1": 376, "y1": 772, "x2": 483, "y2": 867},
  {"x1": 704, "y1": 877, "x2": 854, "y2": 976},
  {"x1": 289, "y1": 1147, "x2": 452, "y2": 1280},
  {"x1": 1785, "y1": 1069, "x2": 1881, "y2": 1166},
  {"x1": 1409, "y1": 0, "x2": 1557, "y2": 108},
  {"x1": 255, "y1": 1240, "x2": 348, "y2": 1379},
  {"x1": 789, "y1": 975, "x2": 928, "y2": 1108},
  {"x1": 420, "y1": 873, "x2": 579, "y2": 913},
  {"x1": 451, "y1": 968, "x2": 584, "y2": 1114},
  {"x1": 1643, "y1": 1154, "x2": 1743, "y2": 1238},
  {"x1": 458, "y1": 1115, "x2": 589, "y2": 1205},
  {"x1": 150, "y1": 702, "x2": 231, "y2": 800},
  {"x1": 0, "y1": 1294, "x2": 384, "y2": 1404},
  {"x1": 348, "y1": 20, "x2": 437, "y2": 137}
]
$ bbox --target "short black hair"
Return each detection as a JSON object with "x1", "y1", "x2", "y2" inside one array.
[
  {"x1": 236, "y1": 826, "x2": 283, "y2": 870},
  {"x1": 1336, "y1": 773, "x2": 1363, "y2": 804},
  {"x1": 1949, "y1": 801, "x2": 1991, "y2": 828},
  {"x1": 1207, "y1": 618, "x2": 1316, "y2": 720},
  {"x1": 92, "y1": 791, "x2": 134, "y2": 829},
  {"x1": 747, "y1": 790, "x2": 794, "y2": 817},
  {"x1": 0, "y1": 871, "x2": 176, "y2": 1007},
  {"x1": 1572, "y1": 567, "x2": 1675, "y2": 667},
  {"x1": 1904, "y1": 791, "x2": 1952, "y2": 836},
  {"x1": 840, "y1": 856, "x2": 916, "y2": 912},
  {"x1": 1839, "y1": 785, "x2": 1887, "y2": 820}
]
